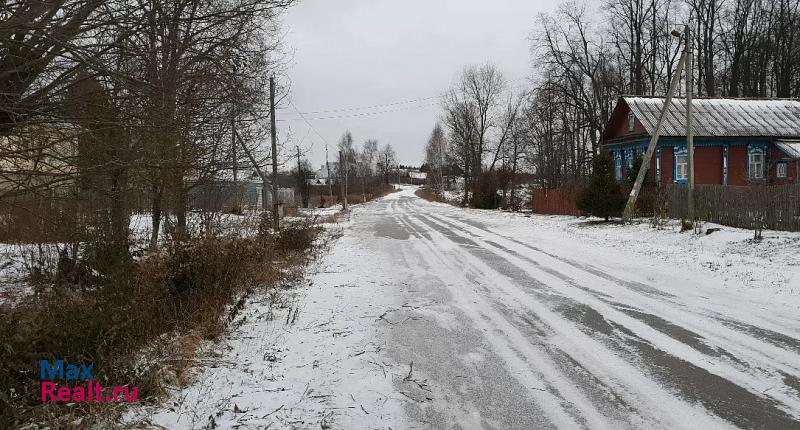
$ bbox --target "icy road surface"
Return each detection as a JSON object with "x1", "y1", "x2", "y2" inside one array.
[{"x1": 135, "y1": 187, "x2": 800, "y2": 429}]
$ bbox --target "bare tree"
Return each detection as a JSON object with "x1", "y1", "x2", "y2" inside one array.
[
  {"x1": 441, "y1": 63, "x2": 507, "y2": 206},
  {"x1": 359, "y1": 139, "x2": 379, "y2": 200},
  {"x1": 424, "y1": 123, "x2": 447, "y2": 194},
  {"x1": 377, "y1": 144, "x2": 397, "y2": 186},
  {"x1": 0, "y1": 0, "x2": 111, "y2": 135},
  {"x1": 0, "y1": 0, "x2": 298, "y2": 251}
]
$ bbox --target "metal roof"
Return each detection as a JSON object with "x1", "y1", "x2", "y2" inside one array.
[
  {"x1": 624, "y1": 97, "x2": 800, "y2": 138},
  {"x1": 776, "y1": 139, "x2": 800, "y2": 159}
]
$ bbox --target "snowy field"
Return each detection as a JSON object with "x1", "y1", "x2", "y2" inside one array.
[{"x1": 126, "y1": 186, "x2": 799, "y2": 429}]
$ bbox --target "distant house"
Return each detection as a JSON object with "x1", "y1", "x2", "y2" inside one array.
[
  {"x1": 191, "y1": 169, "x2": 297, "y2": 210},
  {"x1": 601, "y1": 97, "x2": 800, "y2": 185},
  {"x1": 0, "y1": 127, "x2": 78, "y2": 196},
  {"x1": 409, "y1": 171, "x2": 427, "y2": 185},
  {"x1": 309, "y1": 163, "x2": 339, "y2": 186}
]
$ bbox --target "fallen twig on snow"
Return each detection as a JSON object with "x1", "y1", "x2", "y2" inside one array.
[
  {"x1": 403, "y1": 361, "x2": 413, "y2": 381},
  {"x1": 262, "y1": 404, "x2": 284, "y2": 418}
]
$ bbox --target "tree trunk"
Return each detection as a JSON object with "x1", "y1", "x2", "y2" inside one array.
[
  {"x1": 149, "y1": 181, "x2": 163, "y2": 251},
  {"x1": 109, "y1": 166, "x2": 129, "y2": 246},
  {"x1": 174, "y1": 174, "x2": 188, "y2": 242}
]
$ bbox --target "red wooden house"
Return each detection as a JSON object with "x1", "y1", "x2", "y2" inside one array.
[{"x1": 601, "y1": 97, "x2": 800, "y2": 185}]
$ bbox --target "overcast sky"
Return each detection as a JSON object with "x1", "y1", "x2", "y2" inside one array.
[{"x1": 281, "y1": 0, "x2": 559, "y2": 168}]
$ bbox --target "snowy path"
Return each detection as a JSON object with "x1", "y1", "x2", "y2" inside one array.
[{"x1": 134, "y1": 187, "x2": 800, "y2": 429}]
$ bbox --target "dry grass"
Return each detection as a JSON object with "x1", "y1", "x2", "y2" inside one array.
[
  {"x1": 0, "y1": 222, "x2": 323, "y2": 429},
  {"x1": 415, "y1": 188, "x2": 444, "y2": 203}
]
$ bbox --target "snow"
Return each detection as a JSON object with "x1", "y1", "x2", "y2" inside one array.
[
  {"x1": 0, "y1": 207, "x2": 342, "y2": 305},
  {"x1": 497, "y1": 214, "x2": 800, "y2": 303},
  {"x1": 125, "y1": 207, "x2": 409, "y2": 429},
  {"x1": 407, "y1": 190, "x2": 799, "y2": 427},
  {"x1": 776, "y1": 140, "x2": 800, "y2": 159},
  {"x1": 626, "y1": 97, "x2": 800, "y2": 137},
  {"x1": 102, "y1": 187, "x2": 800, "y2": 427},
  {"x1": 406, "y1": 218, "x2": 734, "y2": 428},
  {"x1": 414, "y1": 210, "x2": 798, "y2": 421},
  {"x1": 0, "y1": 243, "x2": 32, "y2": 305}
]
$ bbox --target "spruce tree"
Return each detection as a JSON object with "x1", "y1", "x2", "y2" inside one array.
[
  {"x1": 577, "y1": 152, "x2": 626, "y2": 221},
  {"x1": 626, "y1": 154, "x2": 656, "y2": 188}
]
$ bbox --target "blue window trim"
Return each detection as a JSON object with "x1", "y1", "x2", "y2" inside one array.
[
  {"x1": 673, "y1": 145, "x2": 688, "y2": 185},
  {"x1": 746, "y1": 144, "x2": 767, "y2": 179},
  {"x1": 625, "y1": 149, "x2": 634, "y2": 170},
  {"x1": 655, "y1": 148, "x2": 661, "y2": 183},
  {"x1": 722, "y1": 145, "x2": 729, "y2": 186},
  {"x1": 614, "y1": 151, "x2": 623, "y2": 180},
  {"x1": 776, "y1": 161, "x2": 788, "y2": 178}
]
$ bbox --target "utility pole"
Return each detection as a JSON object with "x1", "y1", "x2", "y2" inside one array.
[
  {"x1": 296, "y1": 145, "x2": 303, "y2": 208},
  {"x1": 384, "y1": 153, "x2": 390, "y2": 186},
  {"x1": 344, "y1": 150, "x2": 349, "y2": 209},
  {"x1": 622, "y1": 32, "x2": 689, "y2": 222},
  {"x1": 270, "y1": 76, "x2": 279, "y2": 231},
  {"x1": 439, "y1": 137, "x2": 444, "y2": 195},
  {"x1": 325, "y1": 144, "x2": 333, "y2": 202},
  {"x1": 339, "y1": 150, "x2": 348, "y2": 211},
  {"x1": 685, "y1": 25, "x2": 696, "y2": 227}
]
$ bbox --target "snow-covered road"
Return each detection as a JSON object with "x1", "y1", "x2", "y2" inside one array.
[{"x1": 135, "y1": 187, "x2": 800, "y2": 429}]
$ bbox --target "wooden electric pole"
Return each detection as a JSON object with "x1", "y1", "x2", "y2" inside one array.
[
  {"x1": 325, "y1": 144, "x2": 333, "y2": 201},
  {"x1": 270, "y1": 76, "x2": 279, "y2": 231},
  {"x1": 339, "y1": 150, "x2": 348, "y2": 211},
  {"x1": 296, "y1": 145, "x2": 304, "y2": 208},
  {"x1": 622, "y1": 35, "x2": 689, "y2": 222},
  {"x1": 685, "y1": 25, "x2": 696, "y2": 227}
]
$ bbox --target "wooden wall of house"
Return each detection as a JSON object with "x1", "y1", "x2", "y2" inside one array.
[
  {"x1": 606, "y1": 140, "x2": 797, "y2": 187},
  {"x1": 606, "y1": 114, "x2": 647, "y2": 141},
  {"x1": 660, "y1": 147, "x2": 674, "y2": 185},
  {"x1": 695, "y1": 147, "x2": 724, "y2": 185},
  {"x1": 727, "y1": 145, "x2": 748, "y2": 186}
]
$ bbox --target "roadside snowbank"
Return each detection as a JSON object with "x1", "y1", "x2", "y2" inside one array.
[
  {"x1": 428, "y1": 201, "x2": 800, "y2": 307},
  {"x1": 125, "y1": 210, "x2": 407, "y2": 429}
]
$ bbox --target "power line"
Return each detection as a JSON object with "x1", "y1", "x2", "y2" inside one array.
[
  {"x1": 288, "y1": 99, "x2": 333, "y2": 153},
  {"x1": 282, "y1": 95, "x2": 441, "y2": 116},
  {"x1": 279, "y1": 74, "x2": 531, "y2": 121},
  {"x1": 279, "y1": 101, "x2": 439, "y2": 122}
]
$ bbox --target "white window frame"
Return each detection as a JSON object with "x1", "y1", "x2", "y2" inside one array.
[
  {"x1": 749, "y1": 151, "x2": 765, "y2": 179},
  {"x1": 675, "y1": 154, "x2": 688, "y2": 181},
  {"x1": 656, "y1": 151, "x2": 662, "y2": 182},
  {"x1": 777, "y1": 161, "x2": 787, "y2": 178},
  {"x1": 627, "y1": 112, "x2": 635, "y2": 131}
]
